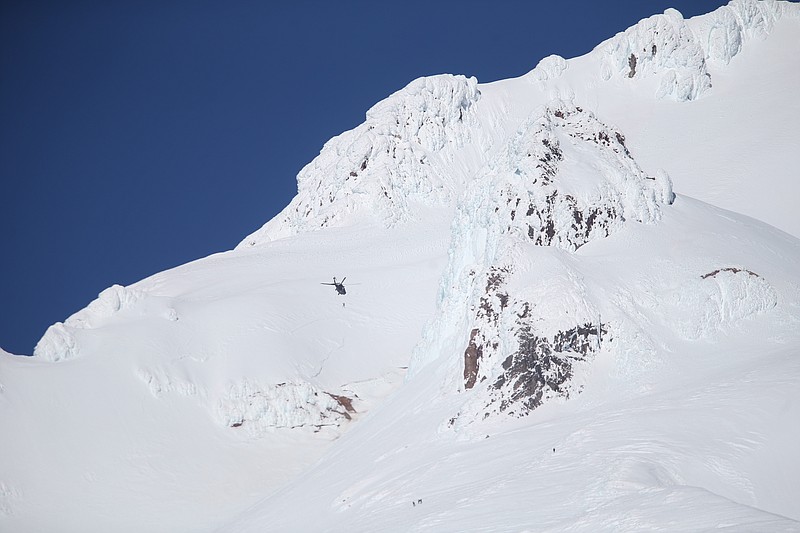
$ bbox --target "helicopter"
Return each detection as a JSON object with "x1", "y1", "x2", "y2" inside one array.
[{"x1": 321, "y1": 276, "x2": 347, "y2": 295}]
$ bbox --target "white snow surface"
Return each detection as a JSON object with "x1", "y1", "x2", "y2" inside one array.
[
  {"x1": 3, "y1": 1, "x2": 800, "y2": 532},
  {"x1": 33, "y1": 284, "x2": 144, "y2": 362}
]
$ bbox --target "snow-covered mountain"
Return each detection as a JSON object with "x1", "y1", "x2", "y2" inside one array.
[{"x1": 2, "y1": 1, "x2": 800, "y2": 531}]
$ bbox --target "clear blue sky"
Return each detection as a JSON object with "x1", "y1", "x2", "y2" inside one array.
[{"x1": 1, "y1": 0, "x2": 729, "y2": 355}]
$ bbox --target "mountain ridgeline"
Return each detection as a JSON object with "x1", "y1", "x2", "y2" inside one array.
[
  {"x1": 7, "y1": 2, "x2": 800, "y2": 531},
  {"x1": 235, "y1": 0, "x2": 791, "y2": 426},
  {"x1": 30, "y1": 0, "x2": 794, "y2": 436}
]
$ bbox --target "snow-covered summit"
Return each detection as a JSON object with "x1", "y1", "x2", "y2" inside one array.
[
  {"x1": 240, "y1": 0, "x2": 799, "y2": 250},
  {"x1": 238, "y1": 74, "x2": 481, "y2": 245},
  {"x1": 5, "y1": 2, "x2": 800, "y2": 532}
]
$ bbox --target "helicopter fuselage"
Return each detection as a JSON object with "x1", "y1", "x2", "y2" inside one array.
[{"x1": 322, "y1": 277, "x2": 347, "y2": 295}]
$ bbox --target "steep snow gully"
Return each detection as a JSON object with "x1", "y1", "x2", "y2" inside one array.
[{"x1": 3, "y1": 1, "x2": 800, "y2": 532}]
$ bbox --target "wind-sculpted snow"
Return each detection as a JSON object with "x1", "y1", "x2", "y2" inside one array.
[
  {"x1": 602, "y1": 8, "x2": 712, "y2": 101},
  {"x1": 33, "y1": 284, "x2": 143, "y2": 362},
  {"x1": 239, "y1": 75, "x2": 480, "y2": 245},
  {"x1": 697, "y1": 0, "x2": 794, "y2": 65},
  {"x1": 600, "y1": 0, "x2": 795, "y2": 101},
  {"x1": 30, "y1": 323, "x2": 76, "y2": 363},
  {"x1": 137, "y1": 367, "x2": 203, "y2": 398},
  {"x1": 216, "y1": 380, "x2": 355, "y2": 434},
  {"x1": 527, "y1": 54, "x2": 568, "y2": 84},
  {"x1": 137, "y1": 367, "x2": 359, "y2": 434},
  {"x1": 412, "y1": 102, "x2": 672, "y2": 423},
  {"x1": 661, "y1": 267, "x2": 777, "y2": 340},
  {"x1": 0, "y1": 482, "x2": 20, "y2": 517}
]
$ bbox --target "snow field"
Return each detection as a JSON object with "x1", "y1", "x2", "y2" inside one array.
[{"x1": 3, "y1": 1, "x2": 800, "y2": 531}]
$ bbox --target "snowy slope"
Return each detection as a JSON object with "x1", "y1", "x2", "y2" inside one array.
[
  {"x1": 0, "y1": 218, "x2": 452, "y2": 532},
  {"x1": 224, "y1": 2, "x2": 800, "y2": 530},
  {"x1": 2, "y1": 1, "x2": 800, "y2": 532},
  {"x1": 578, "y1": 2, "x2": 800, "y2": 239},
  {"x1": 224, "y1": 198, "x2": 800, "y2": 532}
]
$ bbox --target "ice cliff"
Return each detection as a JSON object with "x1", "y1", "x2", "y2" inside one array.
[
  {"x1": 239, "y1": 74, "x2": 481, "y2": 245},
  {"x1": 33, "y1": 285, "x2": 144, "y2": 362},
  {"x1": 600, "y1": 0, "x2": 794, "y2": 101},
  {"x1": 238, "y1": 0, "x2": 796, "y2": 251},
  {"x1": 410, "y1": 102, "x2": 674, "y2": 423}
]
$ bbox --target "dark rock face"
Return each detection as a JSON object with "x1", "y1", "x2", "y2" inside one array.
[
  {"x1": 491, "y1": 322, "x2": 606, "y2": 415},
  {"x1": 462, "y1": 266, "x2": 607, "y2": 419},
  {"x1": 487, "y1": 104, "x2": 668, "y2": 254},
  {"x1": 524, "y1": 193, "x2": 619, "y2": 250},
  {"x1": 325, "y1": 393, "x2": 357, "y2": 421},
  {"x1": 452, "y1": 103, "x2": 665, "y2": 420},
  {"x1": 463, "y1": 267, "x2": 509, "y2": 390},
  {"x1": 463, "y1": 328, "x2": 482, "y2": 390}
]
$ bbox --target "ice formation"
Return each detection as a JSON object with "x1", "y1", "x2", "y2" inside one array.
[
  {"x1": 239, "y1": 75, "x2": 481, "y2": 245},
  {"x1": 602, "y1": 8, "x2": 712, "y2": 101},
  {"x1": 699, "y1": 0, "x2": 794, "y2": 65},
  {"x1": 216, "y1": 380, "x2": 355, "y2": 434},
  {"x1": 411, "y1": 101, "x2": 673, "y2": 422},
  {"x1": 662, "y1": 267, "x2": 778, "y2": 340},
  {"x1": 527, "y1": 54, "x2": 568, "y2": 84},
  {"x1": 239, "y1": 0, "x2": 796, "y2": 251},
  {"x1": 33, "y1": 284, "x2": 143, "y2": 362},
  {"x1": 600, "y1": 0, "x2": 794, "y2": 100}
]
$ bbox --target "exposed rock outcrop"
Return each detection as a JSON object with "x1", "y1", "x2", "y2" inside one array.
[
  {"x1": 461, "y1": 266, "x2": 608, "y2": 420},
  {"x1": 412, "y1": 101, "x2": 672, "y2": 423},
  {"x1": 239, "y1": 75, "x2": 481, "y2": 245}
]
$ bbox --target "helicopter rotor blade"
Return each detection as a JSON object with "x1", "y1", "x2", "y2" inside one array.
[{"x1": 340, "y1": 277, "x2": 346, "y2": 284}]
